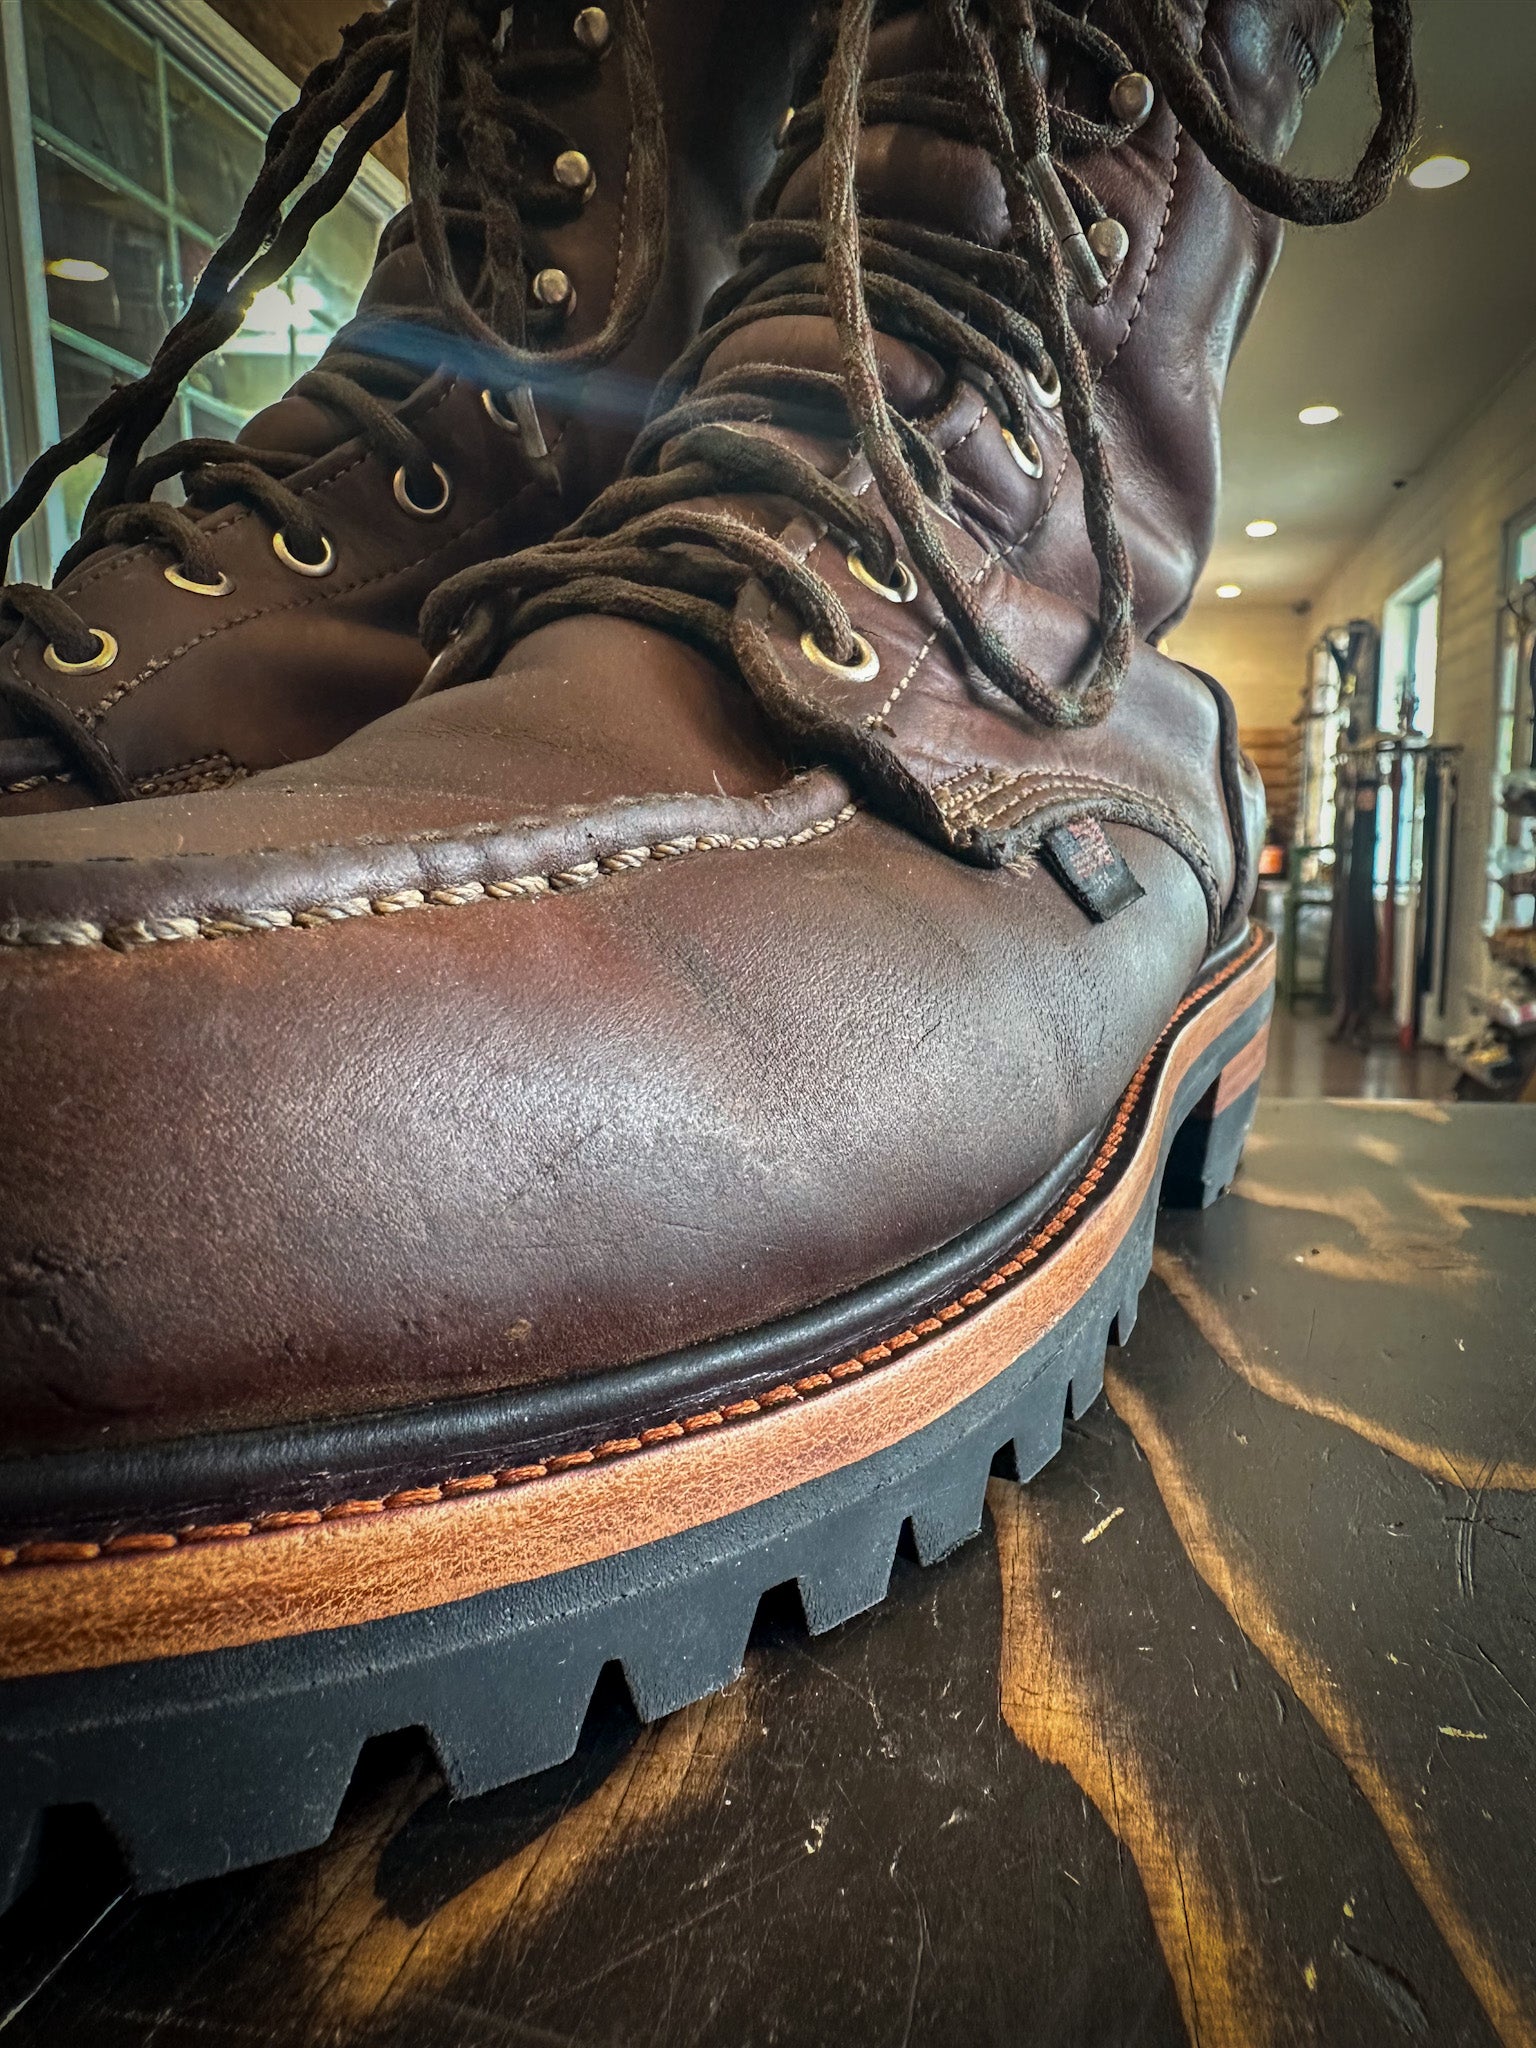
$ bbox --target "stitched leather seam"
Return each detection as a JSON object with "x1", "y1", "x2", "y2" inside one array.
[
  {"x1": 938, "y1": 768, "x2": 1196, "y2": 835},
  {"x1": 1, "y1": 770, "x2": 75, "y2": 795},
  {"x1": 0, "y1": 773, "x2": 839, "y2": 869},
  {"x1": 1, "y1": 643, "x2": 86, "y2": 736},
  {"x1": 0, "y1": 927, "x2": 1266, "y2": 1568},
  {"x1": 609, "y1": 3, "x2": 642, "y2": 317},
  {"x1": 0, "y1": 801, "x2": 860, "y2": 951},
  {"x1": 49, "y1": 382, "x2": 460, "y2": 609},
  {"x1": 79, "y1": 494, "x2": 520, "y2": 725},
  {"x1": 861, "y1": 513, "x2": 1003, "y2": 722},
  {"x1": 130, "y1": 753, "x2": 249, "y2": 799},
  {"x1": 1097, "y1": 105, "x2": 1181, "y2": 381},
  {"x1": 1000, "y1": 115, "x2": 1180, "y2": 577}
]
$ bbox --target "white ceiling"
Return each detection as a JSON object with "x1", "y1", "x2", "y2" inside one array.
[{"x1": 1193, "y1": 0, "x2": 1536, "y2": 609}]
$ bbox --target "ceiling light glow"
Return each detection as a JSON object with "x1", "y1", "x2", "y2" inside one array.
[
  {"x1": 1245, "y1": 519, "x2": 1278, "y2": 539},
  {"x1": 45, "y1": 257, "x2": 109, "y2": 282},
  {"x1": 1298, "y1": 404, "x2": 1341, "y2": 426},
  {"x1": 1216, "y1": 583, "x2": 1242, "y2": 600},
  {"x1": 1407, "y1": 154, "x2": 1469, "y2": 190}
]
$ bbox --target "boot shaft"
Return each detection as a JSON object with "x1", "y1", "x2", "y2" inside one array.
[{"x1": 743, "y1": 0, "x2": 1351, "y2": 634}]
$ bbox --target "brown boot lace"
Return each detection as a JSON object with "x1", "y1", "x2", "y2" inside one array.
[
  {"x1": 419, "y1": 0, "x2": 1413, "y2": 746},
  {"x1": 0, "y1": 0, "x2": 666, "y2": 796}
]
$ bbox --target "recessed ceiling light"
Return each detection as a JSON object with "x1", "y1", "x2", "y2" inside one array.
[
  {"x1": 45, "y1": 257, "x2": 109, "y2": 282},
  {"x1": 1298, "y1": 404, "x2": 1341, "y2": 426},
  {"x1": 1216, "y1": 583, "x2": 1242, "y2": 600},
  {"x1": 1245, "y1": 519, "x2": 1278, "y2": 539},
  {"x1": 1407, "y1": 154, "x2": 1469, "y2": 190}
]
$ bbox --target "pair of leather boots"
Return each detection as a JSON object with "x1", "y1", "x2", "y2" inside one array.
[{"x1": 0, "y1": 0, "x2": 1414, "y2": 1901}]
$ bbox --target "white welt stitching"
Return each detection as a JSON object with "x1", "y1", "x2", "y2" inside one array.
[{"x1": 0, "y1": 805, "x2": 859, "y2": 954}]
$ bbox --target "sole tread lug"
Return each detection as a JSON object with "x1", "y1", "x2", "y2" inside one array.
[
  {"x1": 796, "y1": 1508, "x2": 902, "y2": 1635},
  {"x1": 903, "y1": 1444, "x2": 993, "y2": 1565},
  {"x1": 619, "y1": 1603, "x2": 756, "y2": 1721},
  {"x1": 434, "y1": 1653, "x2": 606, "y2": 1798}
]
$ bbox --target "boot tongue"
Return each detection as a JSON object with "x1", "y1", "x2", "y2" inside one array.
[
  {"x1": 234, "y1": 393, "x2": 353, "y2": 463},
  {"x1": 234, "y1": 200, "x2": 501, "y2": 462},
  {"x1": 698, "y1": 15, "x2": 1004, "y2": 419}
]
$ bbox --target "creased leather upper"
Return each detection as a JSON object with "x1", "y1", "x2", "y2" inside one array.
[
  {"x1": 0, "y1": 585, "x2": 1249, "y2": 1455},
  {"x1": 0, "y1": 0, "x2": 1303, "y2": 1456}
]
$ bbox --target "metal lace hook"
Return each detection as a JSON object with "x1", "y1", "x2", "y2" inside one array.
[{"x1": 1021, "y1": 152, "x2": 1109, "y2": 303}]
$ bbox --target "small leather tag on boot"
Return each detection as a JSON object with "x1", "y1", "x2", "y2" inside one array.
[{"x1": 1041, "y1": 818, "x2": 1145, "y2": 922}]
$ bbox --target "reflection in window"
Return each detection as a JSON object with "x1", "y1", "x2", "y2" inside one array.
[
  {"x1": 36, "y1": 147, "x2": 177, "y2": 368},
  {"x1": 24, "y1": 0, "x2": 163, "y2": 197},
  {"x1": 13, "y1": 0, "x2": 400, "y2": 567},
  {"x1": 167, "y1": 60, "x2": 266, "y2": 239}
]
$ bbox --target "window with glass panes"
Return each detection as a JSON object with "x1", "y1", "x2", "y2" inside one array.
[
  {"x1": 1, "y1": 0, "x2": 402, "y2": 572},
  {"x1": 1487, "y1": 508, "x2": 1536, "y2": 932}
]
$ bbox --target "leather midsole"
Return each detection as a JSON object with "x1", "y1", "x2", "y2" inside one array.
[{"x1": 0, "y1": 931, "x2": 1274, "y2": 1681}]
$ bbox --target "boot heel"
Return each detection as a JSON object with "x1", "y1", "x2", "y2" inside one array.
[{"x1": 1160, "y1": 1022, "x2": 1268, "y2": 1210}]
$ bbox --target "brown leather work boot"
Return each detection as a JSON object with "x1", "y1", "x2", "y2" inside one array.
[
  {"x1": 0, "y1": 0, "x2": 1413, "y2": 1901},
  {"x1": 0, "y1": 0, "x2": 812, "y2": 816}
]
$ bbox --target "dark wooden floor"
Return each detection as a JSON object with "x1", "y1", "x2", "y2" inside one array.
[{"x1": 2, "y1": 1100, "x2": 1533, "y2": 2046}]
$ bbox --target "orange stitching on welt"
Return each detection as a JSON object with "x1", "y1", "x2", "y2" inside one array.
[{"x1": 0, "y1": 930, "x2": 1266, "y2": 1571}]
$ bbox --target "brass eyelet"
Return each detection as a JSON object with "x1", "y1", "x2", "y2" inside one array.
[
  {"x1": 163, "y1": 565, "x2": 234, "y2": 597},
  {"x1": 272, "y1": 529, "x2": 336, "y2": 577},
  {"x1": 1026, "y1": 361, "x2": 1061, "y2": 411},
  {"x1": 846, "y1": 548, "x2": 918, "y2": 604},
  {"x1": 532, "y1": 266, "x2": 575, "y2": 313},
  {"x1": 43, "y1": 627, "x2": 117, "y2": 675},
  {"x1": 1087, "y1": 217, "x2": 1130, "y2": 274},
  {"x1": 800, "y1": 627, "x2": 880, "y2": 683},
  {"x1": 1002, "y1": 426, "x2": 1044, "y2": 480},
  {"x1": 1110, "y1": 70, "x2": 1154, "y2": 129},
  {"x1": 393, "y1": 461, "x2": 452, "y2": 519}
]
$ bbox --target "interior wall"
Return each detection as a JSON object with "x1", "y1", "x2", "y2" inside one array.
[
  {"x1": 1304, "y1": 345, "x2": 1536, "y2": 1037},
  {"x1": 1162, "y1": 603, "x2": 1313, "y2": 730}
]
